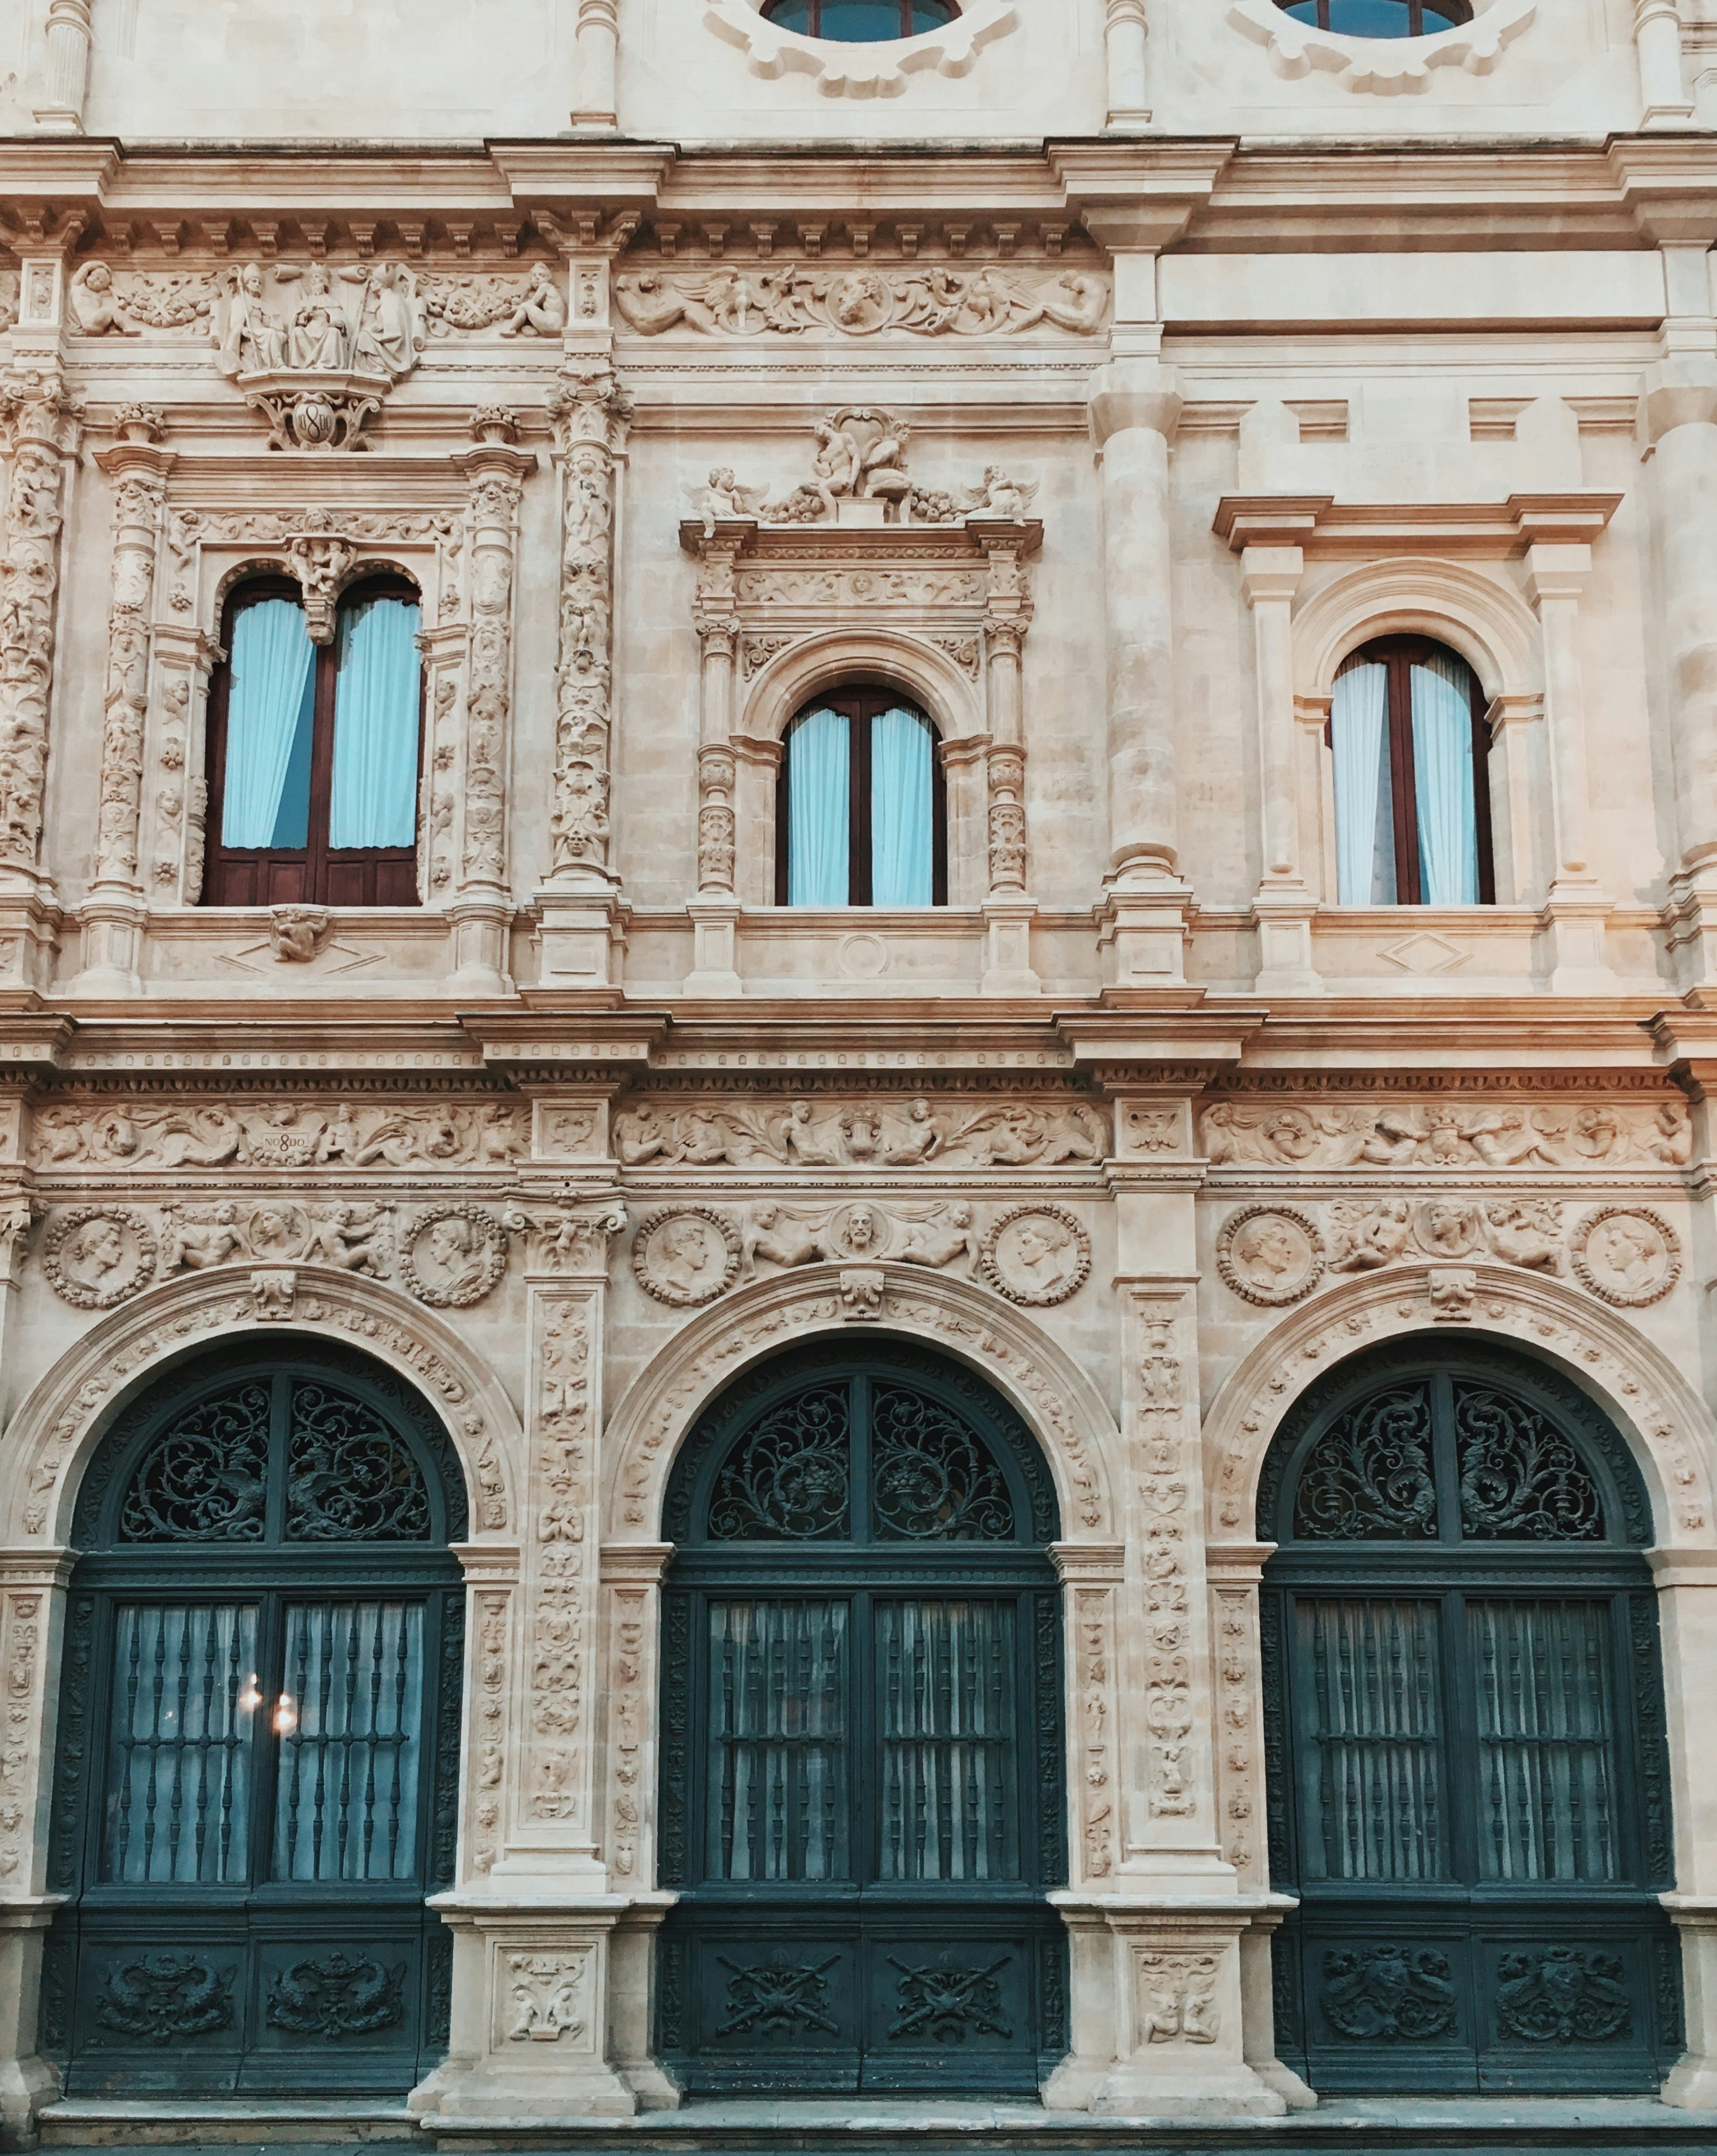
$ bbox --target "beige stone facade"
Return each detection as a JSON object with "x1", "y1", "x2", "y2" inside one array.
[{"x1": 0, "y1": 0, "x2": 1715, "y2": 2135}]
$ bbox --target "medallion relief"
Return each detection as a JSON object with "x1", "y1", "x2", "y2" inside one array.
[
  {"x1": 42, "y1": 1207, "x2": 157, "y2": 1309},
  {"x1": 1217, "y1": 1206, "x2": 1325, "y2": 1307},
  {"x1": 402, "y1": 1206, "x2": 510, "y2": 1308},
  {"x1": 979, "y1": 1205, "x2": 1091, "y2": 1306},
  {"x1": 630, "y1": 1206, "x2": 742, "y2": 1307},
  {"x1": 1570, "y1": 1207, "x2": 1682, "y2": 1309}
]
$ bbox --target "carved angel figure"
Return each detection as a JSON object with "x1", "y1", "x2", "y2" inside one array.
[
  {"x1": 302, "y1": 1203, "x2": 389, "y2": 1276},
  {"x1": 69, "y1": 262, "x2": 140, "y2": 338},
  {"x1": 898, "y1": 1204, "x2": 982, "y2": 1275},
  {"x1": 963, "y1": 465, "x2": 1038, "y2": 521},
  {"x1": 699, "y1": 466, "x2": 772, "y2": 537},
  {"x1": 161, "y1": 1203, "x2": 245, "y2": 1273},
  {"x1": 499, "y1": 263, "x2": 567, "y2": 338}
]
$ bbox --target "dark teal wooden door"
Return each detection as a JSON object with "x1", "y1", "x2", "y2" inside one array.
[
  {"x1": 657, "y1": 1342, "x2": 1066, "y2": 2095},
  {"x1": 42, "y1": 1344, "x2": 465, "y2": 2096},
  {"x1": 1260, "y1": 1340, "x2": 1681, "y2": 2095}
]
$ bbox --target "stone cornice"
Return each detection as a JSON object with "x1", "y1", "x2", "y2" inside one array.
[{"x1": 1214, "y1": 493, "x2": 1623, "y2": 560}]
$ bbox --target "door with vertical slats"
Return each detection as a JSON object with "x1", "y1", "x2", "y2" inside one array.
[
  {"x1": 1260, "y1": 1341, "x2": 1681, "y2": 2095},
  {"x1": 43, "y1": 1348, "x2": 465, "y2": 2097},
  {"x1": 658, "y1": 1342, "x2": 1066, "y2": 2095}
]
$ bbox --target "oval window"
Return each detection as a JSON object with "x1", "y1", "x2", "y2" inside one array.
[
  {"x1": 1276, "y1": 0, "x2": 1473, "y2": 32},
  {"x1": 762, "y1": 0, "x2": 960, "y2": 40}
]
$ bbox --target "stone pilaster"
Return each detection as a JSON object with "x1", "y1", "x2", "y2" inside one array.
[
  {"x1": 1103, "y1": 0, "x2": 1151, "y2": 131},
  {"x1": 34, "y1": 0, "x2": 93, "y2": 132},
  {"x1": 1240, "y1": 544, "x2": 1318, "y2": 994},
  {"x1": 975, "y1": 518, "x2": 1039, "y2": 994},
  {"x1": 72, "y1": 411, "x2": 174, "y2": 996},
  {"x1": 450, "y1": 413, "x2": 537, "y2": 994},
  {"x1": 572, "y1": 0, "x2": 621, "y2": 130},
  {"x1": 538, "y1": 363, "x2": 632, "y2": 988},
  {"x1": 1525, "y1": 534, "x2": 1615, "y2": 991},
  {"x1": 686, "y1": 521, "x2": 747, "y2": 994},
  {"x1": 1637, "y1": 0, "x2": 1696, "y2": 125}
]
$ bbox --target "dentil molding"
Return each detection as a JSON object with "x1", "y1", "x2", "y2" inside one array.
[
  {"x1": 703, "y1": 0, "x2": 1017, "y2": 97},
  {"x1": 1228, "y1": 0, "x2": 1536, "y2": 92}
]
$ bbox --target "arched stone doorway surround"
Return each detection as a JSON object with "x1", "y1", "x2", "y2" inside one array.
[
  {"x1": 1200, "y1": 1262, "x2": 1717, "y2": 2112},
  {"x1": 0, "y1": 1266, "x2": 521, "y2": 2141},
  {"x1": 597, "y1": 1265, "x2": 1287, "y2": 2119}
]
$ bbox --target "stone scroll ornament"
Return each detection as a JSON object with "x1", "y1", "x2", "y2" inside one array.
[
  {"x1": 0, "y1": 373, "x2": 80, "y2": 884},
  {"x1": 615, "y1": 262, "x2": 1105, "y2": 341},
  {"x1": 547, "y1": 365, "x2": 631, "y2": 882}
]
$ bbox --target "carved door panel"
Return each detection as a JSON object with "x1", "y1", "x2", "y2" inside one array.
[
  {"x1": 43, "y1": 1349, "x2": 466, "y2": 2098},
  {"x1": 658, "y1": 1344, "x2": 1067, "y2": 2095},
  {"x1": 1260, "y1": 1344, "x2": 1681, "y2": 2095}
]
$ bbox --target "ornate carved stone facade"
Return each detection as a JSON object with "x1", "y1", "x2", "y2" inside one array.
[{"x1": 0, "y1": 0, "x2": 1715, "y2": 2140}]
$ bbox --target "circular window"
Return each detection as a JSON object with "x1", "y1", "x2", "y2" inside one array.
[
  {"x1": 761, "y1": 0, "x2": 959, "y2": 39},
  {"x1": 1276, "y1": 0, "x2": 1471, "y2": 30}
]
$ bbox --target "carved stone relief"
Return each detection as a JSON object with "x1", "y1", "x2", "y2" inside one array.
[
  {"x1": 1213, "y1": 1588, "x2": 1259, "y2": 1883},
  {"x1": 613, "y1": 1096, "x2": 1105, "y2": 1170},
  {"x1": 402, "y1": 1205, "x2": 510, "y2": 1307},
  {"x1": 0, "y1": 1593, "x2": 42, "y2": 1881},
  {"x1": 1138, "y1": 1951, "x2": 1221, "y2": 2046},
  {"x1": 32, "y1": 1099, "x2": 526, "y2": 1171},
  {"x1": 205, "y1": 259, "x2": 424, "y2": 451},
  {"x1": 503, "y1": 1952, "x2": 588, "y2": 2044},
  {"x1": 606, "y1": 1594, "x2": 647, "y2": 1880},
  {"x1": 530, "y1": 1299, "x2": 596, "y2": 1823},
  {"x1": 1075, "y1": 1587, "x2": 1116, "y2": 1881},
  {"x1": 1570, "y1": 1207, "x2": 1682, "y2": 1307},
  {"x1": 1136, "y1": 1310, "x2": 1197, "y2": 1823},
  {"x1": 617, "y1": 262, "x2": 1101, "y2": 340},
  {"x1": 0, "y1": 372, "x2": 78, "y2": 883},
  {"x1": 42, "y1": 1207, "x2": 158, "y2": 1308},
  {"x1": 470, "y1": 1590, "x2": 509, "y2": 1875},
  {"x1": 420, "y1": 265, "x2": 568, "y2": 339},
  {"x1": 1201, "y1": 1099, "x2": 1691, "y2": 1170},
  {"x1": 697, "y1": 407, "x2": 1037, "y2": 531},
  {"x1": 163, "y1": 1199, "x2": 392, "y2": 1276},
  {"x1": 1217, "y1": 1206, "x2": 1326, "y2": 1307},
  {"x1": 92, "y1": 425, "x2": 171, "y2": 894},
  {"x1": 631, "y1": 1206, "x2": 742, "y2": 1306},
  {"x1": 979, "y1": 1205, "x2": 1091, "y2": 1306}
]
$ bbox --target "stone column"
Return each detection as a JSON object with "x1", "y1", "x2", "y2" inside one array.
[
  {"x1": 975, "y1": 519, "x2": 1040, "y2": 995},
  {"x1": 1637, "y1": 0, "x2": 1695, "y2": 126},
  {"x1": 1525, "y1": 538, "x2": 1614, "y2": 990},
  {"x1": 0, "y1": 351, "x2": 80, "y2": 990},
  {"x1": 1089, "y1": 354, "x2": 1192, "y2": 985},
  {"x1": 1241, "y1": 545, "x2": 1319, "y2": 993},
  {"x1": 419, "y1": 1199, "x2": 636, "y2": 2124},
  {"x1": 0, "y1": 1551, "x2": 77, "y2": 2145},
  {"x1": 1653, "y1": 1548, "x2": 1717, "y2": 2109},
  {"x1": 33, "y1": 0, "x2": 92, "y2": 133},
  {"x1": 1104, "y1": 0, "x2": 1150, "y2": 130},
  {"x1": 573, "y1": 0, "x2": 620, "y2": 129},
  {"x1": 71, "y1": 411, "x2": 173, "y2": 996},
  {"x1": 450, "y1": 414, "x2": 537, "y2": 996},
  {"x1": 685, "y1": 521, "x2": 749, "y2": 995},
  {"x1": 538, "y1": 364, "x2": 631, "y2": 988}
]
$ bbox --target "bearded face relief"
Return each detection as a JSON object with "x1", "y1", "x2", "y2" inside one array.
[
  {"x1": 403, "y1": 1206, "x2": 510, "y2": 1307},
  {"x1": 44, "y1": 1209, "x2": 159, "y2": 1308}
]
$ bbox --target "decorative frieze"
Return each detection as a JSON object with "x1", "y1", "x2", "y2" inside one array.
[
  {"x1": 1201, "y1": 1098, "x2": 1691, "y2": 1170},
  {"x1": 614, "y1": 1094, "x2": 1104, "y2": 1169},
  {"x1": 615, "y1": 264, "x2": 1105, "y2": 340},
  {"x1": 0, "y1": 371, "x2": 79, "y2": 892},
  {"x1": 31, "y1": 1098, "x2": 526, "y2": 1171}
]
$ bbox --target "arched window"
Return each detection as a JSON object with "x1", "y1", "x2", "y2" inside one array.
[
  {"x1": 657, "y1": 1341, "x2": 1065, "y2": 2096},
  {"x1": 205, "y1": 574, "x2": 424, "y2": 908},
  {"x1": 762, "y1": 0, "x2": 959, "y2": 38},
  {"x1": 1329, "y1": 636, "x2": 1494, "y2": 906},
  {"x1": 1276, "y1": 0, "x2": 1472, "y2": 31},
  {"x1": 776, "y1": 689, "x2": 946, "y2": 908},
  {"x1": 42, "y1": 1343, "x2": 466, "y2": 2097},
  {"x1": 1259, "y1": 1340, "x2": 1680, "y2": 2096}
]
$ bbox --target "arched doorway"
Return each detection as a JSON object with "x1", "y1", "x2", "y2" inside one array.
[
  {"x1": 1259, "y1": 1338, "x2": 1681, "y2": 2095},
  {"x1": 656, "y1": 1339, "x2": 1066, "y2": 2096},
  {"x1": 41, "y1": 1342, "x2": 467, "y2": 2096}
]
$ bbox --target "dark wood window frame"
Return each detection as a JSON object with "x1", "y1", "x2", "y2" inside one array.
[
  {"x1": 203, "y1": 572, "x2": 426, "y2": 910},
  {"x1": 1275, "y1": 0, "x2": 1473, "y2": 30},
  {"x1": 774, "y1": 686, "x2": 949, "y2": 908},
  {"x1": 762, "y1": 0, "x2": 960, "y2": 34},
  {"x1": 1329, "y1": 634, "x2": 1497, "y2": 907}
]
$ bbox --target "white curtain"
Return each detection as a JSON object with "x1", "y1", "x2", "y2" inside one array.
[
  {"x1": 787, "y1": 706, "x2": 850, "y2": 906},
  {"x1": 870, "y1": 705, "x2": 934, "y2": 907},
  {"x1": 1331, "y1": 660, "x2": 1391, "y2": 905},
  {"x1": 1411, "y1": 649, "x2": 1480, "y2": 905},
  {"x1": 329, "y1": 595, "x2": 423, "y2": 850},
  {"x1": 222, "y1": 597, "x2": 316, "y2": 849}
]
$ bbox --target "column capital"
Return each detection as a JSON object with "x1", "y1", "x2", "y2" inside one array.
[{"x1": 1089, "y1": 360, "x2": 1182, "y2": 446}]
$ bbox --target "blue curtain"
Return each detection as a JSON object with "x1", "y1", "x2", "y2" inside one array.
[
  {"x1": 222, "y1": 597, "x2": 315, "y2": 849},
  {"x1": 1411, "y1": 649, "x2": 1480, "y2": 905},
  {"x1": 871, "y1": 705, "x2": 934, "y2": 907},
  {"x1": 787, "y1": 706, "x2": 850, "y2": 906},
  {"x1": 1331, "y1": 659, "x2": 1391, "y2": 905},
  {"x1": 329, "y1": 596, "x2": 422, "y2": 850}
]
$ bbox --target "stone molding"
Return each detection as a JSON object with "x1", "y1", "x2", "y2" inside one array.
[
  {"x1": 0, "y1": 1264, "x2": 523, "y2": 1545},
  {"x1": 1227, "y1": 0, "x2": 1537, "y2": 92},
  {"x1": 702, "y1": 0, "x2": 1018, "y2": 97},
  {"x1": 601, "y1": 1260, "x2": 1121, "y2": 1542},
  {"x1": 1200, "y1": 1262, "x2": 1717, "y2": 1546}
]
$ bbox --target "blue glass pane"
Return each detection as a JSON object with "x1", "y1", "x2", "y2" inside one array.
[
  {"x1": 269, "y1": 667, "x2": 316, "y2": 849},
  {"x1": 768, "y1": 0, "x2": 812, "y2": 24},
  {"x1": 329, "y1": 596, "x2": 422, "y2": 850},
  {"x1": 222, "y1": 596, "x2": 315, "y2": 850},
  {"x1": 1324, "y1": 1, "x2": 1419, "y2": 32},
  {"x1": 1280, "y1": 2, "x2": 1322, "y2": 17},
  {"x1": 818, "y1": 2, "x2": 907, "y2": 37}
]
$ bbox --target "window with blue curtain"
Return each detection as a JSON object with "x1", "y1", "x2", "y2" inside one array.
[
  {"x1": 778, "y1": 688, "x2": 944, "y2": 906},
  {"x1": 1329, "y1": 637, "x2": 1494, "y2": 906},
  {"x1": 206, "y1": 576, "x2": 424, "y2": 909}
]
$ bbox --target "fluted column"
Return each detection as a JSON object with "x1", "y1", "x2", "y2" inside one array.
[
  {"x1": 72, "y1": 411, "x2": 174, "y2": 995},
  {"x1": 1090, "y1": 359, "x2": 1191, "y2": 985},
  {"x1": 34, "y1": 0, "x2": 92, "y2": 133},
  {"x1": 1637, "y1": 0, "x2": 1695, "y2": 126}
]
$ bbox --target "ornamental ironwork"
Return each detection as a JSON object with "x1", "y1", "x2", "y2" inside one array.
[
  {"x1": 1292, "y1": 1385, "x2": 1438, "y2": 1541},
  {"x1": 887, "y1": 1952, "x2": 1013, "y2": 2042},
  {"x1": 265, "y1": 1953, "x2": 406, "y2": 2040},
  {"x1": 1455, "y1": 1383, "x2": 1604, "y2": 1541},
  {"x1": 707, "y1": 1383, "x2": 851, "y2": 1540},
  {"x1": 94, "y1": 1954, "x2": 236, "y2": 2044},
  {"x1": 1495, "y1": 1949, "x2": 1632, "y2": 2046},
  {"x1": 286, "y1": 1382, "x2": 431, "y2": 1541},
  {"x1": 119, "y1": 1383, "x2": 271, "y2": 1542},
  {"x1": 714, "y1": 1950, "x2": 841, "y2": 2039},
  {"x1": 1319, "y1": 1946, "x2": 1458, "y2": 2042},
  {"x1": 870, "y1": 1385, "x2": 1014, "y2": 1542}
]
